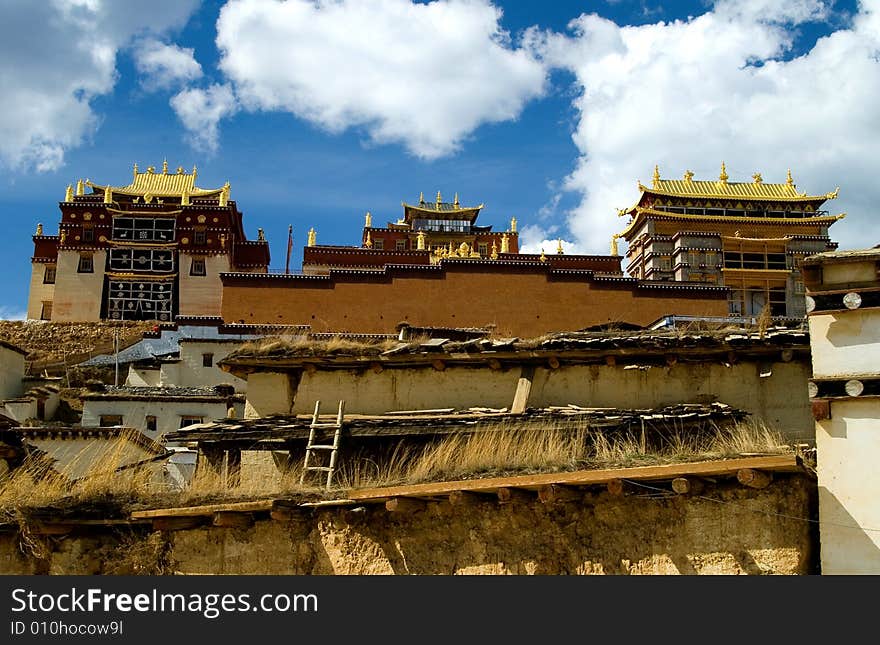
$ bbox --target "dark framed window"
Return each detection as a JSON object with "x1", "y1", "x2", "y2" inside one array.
[
  {"x1": 40, "y1": 301, "x2": 52, "y2": 320},
  {"x1": 202, "y1": 353, "x2": 213, "y2": 368},
  {"x1": 99, "y1": 415, "x2": 123, "y2": 427},
  {"x1": 77, "y1": 253, "x2": 94, "y2": 273},
  {"x1": 145, "y1": 415, "x2": 157, "y2": 433},
  {"x1": 82, "y1": 227, "x2": 94, "y2": 243},
  {"x1": 395, "y1": 239, "x2": 406, "y2": 251},
  {"x1": 373, "y1": 238, "x2": 384, "y2": 250},
  {"x1": 180, "y1": 416, "x2": 202, "y2": 428},
  {"x1": 43, "y1": 266, "x2": 56, "y2": 284},
  {"x1": 190, "y1": 258, "x2": 206, "y2": 276},
  {"x1": 112, "y1": 217, "x2": 175, "y2": 242},
  {"x1": 194, "y1": 229, "x2": 207, "y2": 245}
]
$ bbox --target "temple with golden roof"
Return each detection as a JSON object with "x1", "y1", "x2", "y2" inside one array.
[
  {"x1": 301, "y1": 191, "x2": 520, "y2": 274},
  {"x1": 27, "y1": 161, "x2": 270, "y2": 322},
  {"x1": 615, "y1": 164, "x2": 843, "y2": 318}
]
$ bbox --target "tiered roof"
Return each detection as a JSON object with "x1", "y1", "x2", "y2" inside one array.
[{"x1": 84, "y1": 161, "x2": 227, "y2": 198}]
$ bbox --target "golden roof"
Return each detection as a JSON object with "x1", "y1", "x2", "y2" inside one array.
[
  {"x1": 636, "y1": 165, "x2": 839, "y2": 202},
  {"x1": 86, "y1": 161, "x2": 225, "y2": 198}
]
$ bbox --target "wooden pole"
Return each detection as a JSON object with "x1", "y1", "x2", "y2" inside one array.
[{"x1": 510, "y1": 365, "x2": 535, "y2": 414}]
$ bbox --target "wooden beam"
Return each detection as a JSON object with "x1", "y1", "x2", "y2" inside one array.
[
  {"x1": 671, "y1": 477, "x2": 704, "y2": 496},
  {"x1": 487, "y1": 358, "x2": 502, "y2": 370},
  {"x1": 213, "y1": 511, "x2": 254, "y2": 529},
  {"x1": 431, "y1": 359, "x2": 446, "y2": 371},
  {"x1": 548, "y1": 356, "x2": 560, "y2": 370},
  {"x1": 152, "y1": 516, "x2": 206, "y2": 531},
  {"x1": 497, "y1": 487, "x2": 534, "y2": 505},
  {"x1": 605, "y1": 356, "x2": 617, "y2": 367},
  {"x1": 737, "y1": 468, "x2": 773, "y2": 489},
  {"x1": 538, "y1": 484, "x2": 582, "y2": 505},
  {"x1": 385, "y1": 497, "x2": 426, "y2": 513},
  {"x1": 132, "y1": 500, "x2": 274, "y2": 519},
  {"x1": 345, "y1": 455, "x2": 801, "y2": 503},
  {"x1": 370, "y1": 361, "x2": 383, "y2": 374},
  {"x1": 510, "y1": 365, "x2": 535, "y2": 414}
]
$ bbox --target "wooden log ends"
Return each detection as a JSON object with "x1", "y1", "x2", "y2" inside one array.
[
  {"x1": 671, "y1": 477, "x2": 704, "y2": 496},
  {"x1": 448, "y1": 490, "x2": 482, "y2": 507},
  {"x1": 431, "y1": 359, "x2": 446, "y2": 372},
  {"x1": 737, "y1": 468, "x2": 772, "y2": 489},
  {"x1": 213, "y1": 511, "x2": 255, "y2": 529},
  {"x1": 548, "y1": 356, "x2": 560, "y2": 370},
  {"x1": 605, "y1": 356, "x2": 617, "y2": 367},
  {"x1": 606, "y1": 479, "x2": 625, "y2": 496},
  {"x1": 538, "y1": 484, "x2": 582, "y2": 505},
  {"x1": 496, "y1": 487, "x2": 534, "y2": 505},
  {"x1": 487, "y1": 358, "x2": 502, "y2": 371},
  {"x1": 370, "y1": 362, "x2": 383, "y2": 374}
]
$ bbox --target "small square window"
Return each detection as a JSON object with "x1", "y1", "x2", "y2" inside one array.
[
  {"x1": 194, "y1": 230, "x2": 207, "y2": 245},
  {"x1": 396, "y1": 239, "x2": 406, "y2": 251},
  {"x1": 202, "y1": 353, "x2": 214, "y2": 367},
  {"x1": 145, "y1": 415, "x2": 157, "y2": 433},
  {"x1": 190, "y1": 258, "x2": 206, "y2": 276},
  {"x1": 43, "y1": 266, "x2": 56, "y2": 284},
  {"x1": 77, "y1": 254, "x2": 93, "y2": 273},
  {"x1": 373, "y1": 238, "x2": 384, "y2": 250},
  {"x1": 99, "y1": 415, "x2": 123, "y2": 427},
  {"x1": 82, "y1": 227, "x2": 94, "y2": 243},
  {"x1": 40, "y1": 301, "x2": 52, "y2": 320},
  {"x1": 180, "y1": 416, "x2": 203, "y2": 428},
  {"x1": 478, "y1": 243, "x2": 488, "y2": 256}
]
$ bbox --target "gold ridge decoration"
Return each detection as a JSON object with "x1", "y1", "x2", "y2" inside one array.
[
  {"x1": 307, "y1": 228, "x2": 316, "y2": 247},
  {"x1": 364, "y1": 231, "x2": 372, "y2": 248},
  {"x1": 610, "y1": 234, "x2": 619, "y2": 256},
  {"x1": 719, "y1": 161, "x2": 729, "y2": 184},
  {"x1": 683, "y1": 170, "x2": 694, "y2": 183},
  {"x1": 417, "y1": 230, "x2": 426, "y2": 250},
  {"x1": 652, "y1": 165, "x2": 660, "y2": 189},
  {"x1": 786, "y1": 169, "x2": 794, "y2": 186},
  {"x1": 752, "y1": 172, "x2": 763, "y2": 184},
  {"x1": 539, "y1": 248, "x2": 546, "y2": 262},
  {"x1": 65, "y1": 184, "x2": 73, "y2": 202},
  {"x1": 500, "y1": 233, "x2": 510, "y2": 254},
  {"x1": 365, "y1": 211, "x2": 372, "y2": 228},
  {"x1": 35, "y1": 223, "x2": 43, "y2": 236},
  {"x1": 557, "y1": 239, "x2": 564, "y2": 254},
  {"x1": 257, "y1": 228, "x2": 265, "y2": 241},
  {"x1": 435, "y1": 191, "x2": 442, "y2": 209},
  {"x1": 490, "y1": 241, "x2": 498, "y2": 260},
  {"x1": 104, "y1": 186, "x2": 113, "y2": 204},
  {"x1": 510, "y1": 217, "x2": 517, "y2": 233},
  {"x1": 76, "y1": 179, "x2": 84, "y2": 196}
]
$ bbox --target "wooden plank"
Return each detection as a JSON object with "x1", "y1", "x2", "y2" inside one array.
[
  {"x1": 152, "y1": 516, "x2": 206, "y2": 531},
  {"x1": 346, "y1": 455, "x2": 800, "y2": 502},
  {"x1": 131, "y1": 500, "x2": 274, "y2": 520},
  {"x1": 385, "y1": 497, "x2": 426, "y2": 513},
  {"x1": 213, "y1": 511, "x2": 254, "y2": 529},
  {"x1": 510, "y1": 365, "x2": 535, "y2": 414}
]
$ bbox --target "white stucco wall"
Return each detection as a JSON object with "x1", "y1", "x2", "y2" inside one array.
[
  {"x1": 178, "y1": 254, "x2": 230, "y2": 318},
  {"x1": 176, "y1": 340, "x2": 248, "y2": 392},
  {"x1": 0, "y1": 345, "x2": 25, "y2": 400},
  {"x1": 26, "y1": 264, "x2": 56, "y2": 320},
  {"x1": 809, "y1": 310, "x2": 880, "y2": 378},
  {"x1": 51, "y1": 249, "x2": 106, "y2": 321},
  {"x1": 126, "y1": 365, "x2": 162, "y2": 387},
  {"x1": 816, "y1": 398, "x2": 880, "y2": 574},
  {"x1": 81, "y1": 399, "x2": 233, "y2": 441}
]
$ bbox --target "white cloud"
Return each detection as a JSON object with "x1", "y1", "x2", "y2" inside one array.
[
  {"x1": 0, "y1": 0, "x2": 199, "y2": 172},
  {"x1": 209, "y1": 0, "x2": 547, "y2": 159},
  {"x1": 170, "y1": 84, "x2": 239, "y2": 152},
  {"x1": 134, "y1": 38, "x2": 203, "y2": 91},
  {"x1": 527, "y1": 0, "x2": 880, "y2": 254}
]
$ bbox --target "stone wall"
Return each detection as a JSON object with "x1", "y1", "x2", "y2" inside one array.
[{"x1": 0, "y1": 474, "x2": 817, "y2": 575}]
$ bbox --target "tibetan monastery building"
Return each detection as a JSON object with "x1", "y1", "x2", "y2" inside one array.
[
  {"x1": 220, "y1": 191, "x2": 729, "y2": 336},
  {"x1": 28, "y1": 162, "x2": 270, "y2": 322},
  {"x1": 615, "y1": 164, "x2": 842, "y2": 318}
]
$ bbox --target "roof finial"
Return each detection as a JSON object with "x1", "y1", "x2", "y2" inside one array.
[
  {"x1": 104, "y1": 186, "x2": 113, "y2": 204},
  {"x1": 510, "y1": 216, "x2": 517, "y2": 233},
  {"x1": 752, "y1": 172, "x2": 763, "y2": 184},
  {"x1": 556, "y1": 239, "x2": 564, "y2": 254},
  {"x1": 417, "y1": 230, "x2": 426, "y2": 250},
  {"x1": 453, "y1": 192, "x2": 459, "y2": 208},
  {"x1": 177, "y1": 165, "x2": 184, "y2": 175},
  {"x1": 419, "y1": 191, "x2": 424, "y2": 204},
  {"x1": 610, "y1": 234, "x2": 619, "y2": 256},
  {"x1": 364, "y1": 231, "x2": 372, "y2": 248},
  {"x1": 786, "y1": 168, "x2": 794, "y2": 186},
  {"x1": 36, "y1": 223, "x2": 43, "y2": 236},
  {"x1": 539, "y1": 248, "x2": 546, "y2": 262},
  {"x1": 719, "y1": 161, "x2": 728, "y2": 183},
  {"x1": 75, "y1": 179, "x2": 84, "y2": 196},
  {"x1": 258, "y1": 228, "x2": 265, "y2": 241},
  {"x1": 65, "y1": 184, "x2": 73, "y2": 202},
  {"x1": 652, "y1": 164, "x2": 660, "y2": 188},
  {"x1": 365, "y1": 211, "x2": 372, "y2": 227},
  {"x1": 307, "y1": 227, "x2": 316, "y2": 247},
  {"x1": 436, "y1": 190, "x2": 442, "y2": 207},
  {"x1": 162, "y1": 159, "x2": 168, "y2": 174},
  {"x1": 133, "y1": 163, "x2": 138, "y2": 180},
  {"x1": 490, "y1": 240, "x2": 498, "y2": 260},
  {"x1": 500, "y1": 233, "x2": 509, "y2": 254},
  {"x1": 192, "y1": 165, "x2": 198, "y2": 181},
  {"x1": 683, "y1": 170, "x2": 694, "y2": 182}
]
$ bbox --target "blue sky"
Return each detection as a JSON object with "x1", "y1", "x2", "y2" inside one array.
[{"x1": 0, "y1": 0, "x2": 873, "y2": 318}]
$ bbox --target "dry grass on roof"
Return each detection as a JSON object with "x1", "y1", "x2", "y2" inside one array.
[{"x1": 232, "y1": 334, "x2": 402, "y2": 358}]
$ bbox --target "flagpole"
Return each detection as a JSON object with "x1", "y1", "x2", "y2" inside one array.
[{"x1": 285, "y1": 224, "x2": 293, "y2": 274}]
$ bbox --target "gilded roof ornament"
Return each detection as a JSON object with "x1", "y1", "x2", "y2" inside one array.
[
  {"x1": 308, "y1": 228, "x2": 316, "y2": 247},
  {"x1": 177, "y1": 166, "x2": 184, "y2": 175},
  {"x1": 719, "y1": 162, "x2": 729, "y2": 184},
  {"x1": 419, "y1": 191, "x2": 424, "y2": 204},
  {"x1": 683, "y1": 170, "x2": 694, "y2": 183},
  {"x1": 826, "y1": 187, "x2": 840, "y2": 200},
  {"x1": 76, "y1": 179, "x2": 84, "y2": 196},
  {"x1": 510, "y1": 217, "x2": 517, "y2": 233},
  {"x1": 786, "y1": 169, "x2": 793, "y2": 186},
  {"x1": 539, "y1": 248, "x2": 546, "y2": 262},
  {"x1": 652, "y1": 165, "x2": 660, "y2": 188},
  {"x1": 65, "y1": 184, "x2": 73, "y2": 202},
  {"x1": 490, "y1": 241, "x2": 498, "y2": 260},
  {"x1": 36, "y1": 223, "x2": 43, "y2": 236},
  {"x1": 364, "y1": 231, "x2": 372, "y2": 248},
  {"x1": 557, "y1": 239, "x2": 564, "y2": 254},
  {"x1": 181, "y1": 189, "x2": 190, "y2": 206},
  {"x1": 500, "y1": 233, "x2": 509, "y2": 254},
  {"x1": 752, "y1": 173, "x2": 763, "y2": 184},
  {"x1": 417, "y1": 230, "x2": 426, "y2": 250},
  {"x1": 147, "y1": 166, "x2": 155, "y2": 174},
  {"x1": 258, "y1": 228, "x2": 265, "y2": 241},
  {"x1": 219, "y1": 181, "x2": 230, "y2": 207},
  {"x1": 162, "y1": 159, "x2": 169, "y2": 174},
  {"x1": 436, "y1": 191, "x2": 442, "y2": 208},
  {"x1": 365, "y1": 211, "x2": 372, "y2": 228},
  {"x1": 454, "y1": 193, "x2": 460, "y2": 208},
  {"x1": 610, "y1": 234, "x2": 619, "y2": 256},
  {"x1": 132, "y1": 163, "x2": 138, "y2": 180},
  {"x1": 104, "y1": 186, "x2": 113, "y2": 204}
]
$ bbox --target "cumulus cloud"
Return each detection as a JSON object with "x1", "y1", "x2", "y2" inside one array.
[
  {"x1": 170, "y1": 84, "x2": 239, "y2": 152},
  {"x1": 206, "y1": 0, "x2": 546, "y2": 159},
  {"x1": 527, "y1": 0, "x2": 880, "y2": 254},
  {"x1": 0, "y1": 0, "x2": 199, "y2": 172},
  {"x1": 134, "y1": 38, "x2": 203, "y2": 91}
]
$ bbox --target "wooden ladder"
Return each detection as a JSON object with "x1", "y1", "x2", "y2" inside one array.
[{"x1": 300, "y1": 400, "x2": 345, "y2": 491}]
